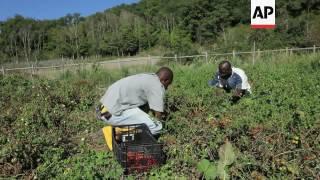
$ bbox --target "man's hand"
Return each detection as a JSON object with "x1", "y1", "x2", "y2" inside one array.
[
  {"x1": 150, "y1": 109, "x2": 163, "y2": 120},
  {"x1": 153, "y1": 111, "x2": 163, "y2": 120},
  {"x1": 230, "y1": 95, "x2": 241, "y2": 104},
  {"x1": 230, "y1": 89, "x2": 245, "y2": 104},
  {"x1": 234, "y1": 89, "x2": 244, "y2": 97}
]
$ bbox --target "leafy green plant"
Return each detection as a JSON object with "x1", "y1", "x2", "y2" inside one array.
[
  {"x1": 36, "y1": 150, "x2": 123, "y2": 179},
  {"x1": 197, "y1": 140, "x2": 236, "y2": 180}
]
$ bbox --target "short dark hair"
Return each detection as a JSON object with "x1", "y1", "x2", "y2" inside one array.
[
  {"x1": 156, "y1": 67, "x2": 173, "y2": 80},
  {"x1": 219, "y1": 60, "x2": 231, "y2": 69}
]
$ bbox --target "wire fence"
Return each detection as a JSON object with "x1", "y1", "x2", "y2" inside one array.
[{"x1": 1, "y1": 45, "x2": 320, "y2": 76}]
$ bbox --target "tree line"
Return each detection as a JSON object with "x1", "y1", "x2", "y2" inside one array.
[{"x1": 0, "y1": 0, "x2": 319, "y2": 63}]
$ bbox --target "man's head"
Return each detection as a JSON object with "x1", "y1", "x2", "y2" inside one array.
[
  {"x1": 218, "y1": 60, "x2": 232, "y2": 79},
  {"x1": 156, "y1": 67, "x2": 173, "y2": 90}
]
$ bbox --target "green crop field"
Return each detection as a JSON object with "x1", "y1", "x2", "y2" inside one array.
[{"x1": 1, "y1": 54, "x2": 319, "y2": 179}]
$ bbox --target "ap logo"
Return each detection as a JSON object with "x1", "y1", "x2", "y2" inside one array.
[{"x1": 251, "y1": 0, "x2": 275, "y2": 29}]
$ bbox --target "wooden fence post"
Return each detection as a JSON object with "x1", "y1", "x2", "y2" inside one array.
[
  {"x1": 62, "y1": 58, "x2": 65, "y2": 73},
  {"x1": 118, "y1": 60, "x2": 121, "y2": 69},
  {"x1": 31, "y1": 64, "x2": 34, "y2": 75},
  {"x1": 286, "y1": 47, "x2": 288, "y2": 56},
  {"x1": 1, "y1": 66, "x2": 4, "y2": 75},
  {"x1": 313, "y1": 45, "x2": 316, "y2": 54},
  {"x1": 205, "y1": 52, "x2": 208, "y2": 63},
  {"x1": 34, "y1": 64, "x2": 37, "y2": 75},
  {"x1": 174, "y1": 54, "x2": 177, "y2": 62},
  {"x1": 148, "y1": 55, "x2": 152, "y2": 66},
  {"x1": 232, "y1": 50, "x2": 236, "y2": 59},
  {"x1": 252, "y1": 41, "x2": 256, "y2": 65}
]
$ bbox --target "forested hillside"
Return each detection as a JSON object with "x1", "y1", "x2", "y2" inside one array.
[{"x1": 0, "y1": 0, "x2": 319, "y2": 63}]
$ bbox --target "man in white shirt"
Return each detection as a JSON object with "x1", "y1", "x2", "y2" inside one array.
[
  {"x1": 208, "y1": 60, "x2": 251, "y2": 102},
  {"x1": 97, "y1": 67, "x2": 173, "y2": 135}
]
